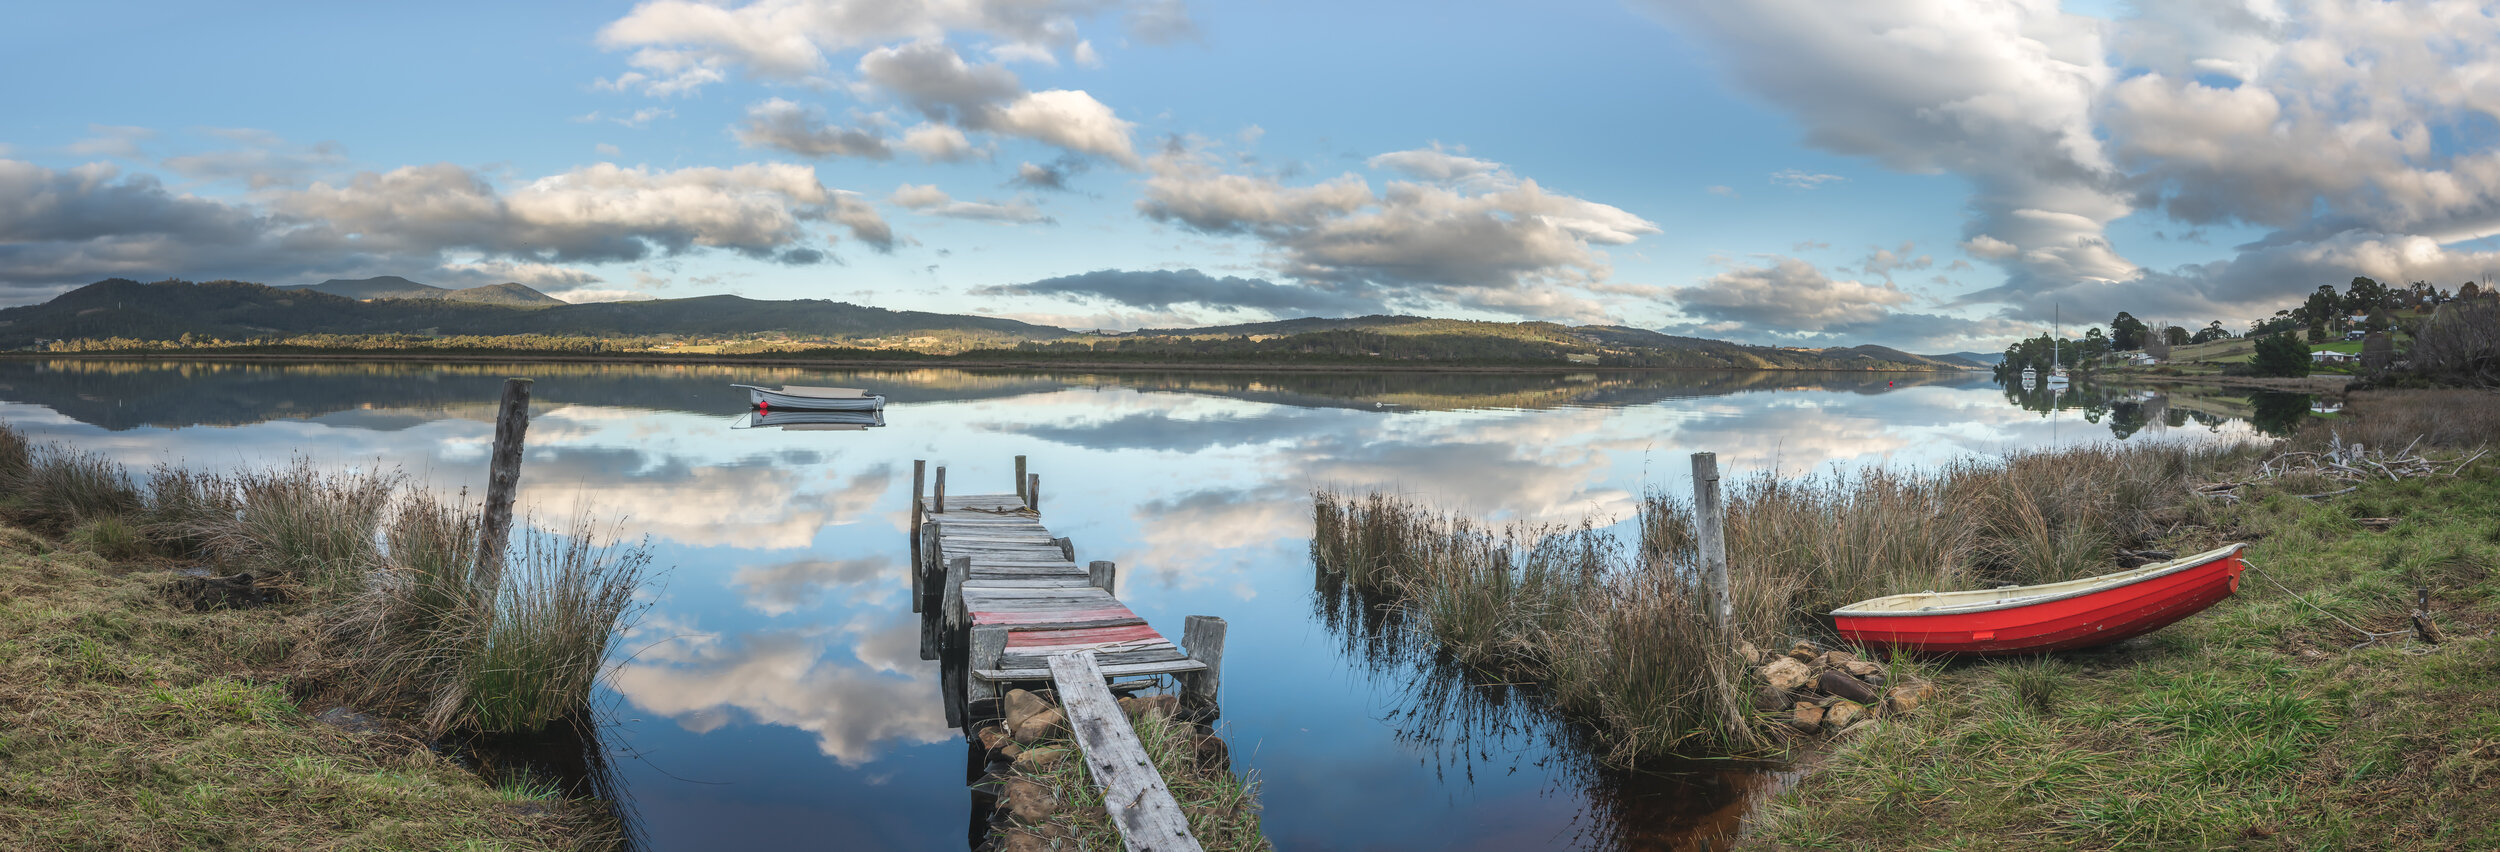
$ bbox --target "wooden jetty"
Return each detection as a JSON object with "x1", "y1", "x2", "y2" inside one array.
[{"x1": 913, "y1": 458, "x2": 1226, "y2": 851}]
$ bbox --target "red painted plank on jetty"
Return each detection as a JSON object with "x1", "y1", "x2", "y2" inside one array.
[{"x1": 1007, "y1": 624, "x2": 1161, "y2": 648}]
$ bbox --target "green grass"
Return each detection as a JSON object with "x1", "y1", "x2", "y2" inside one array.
[
  {"x1": 0, "y1": 524, "x2": 614, "y2": 851},
  {"x1": 1006, "y1": 706, "x2": 1270, "y2": 851},
  {"x1": 1743, "y1": 447, "x2": 2500, "y2": 850}
]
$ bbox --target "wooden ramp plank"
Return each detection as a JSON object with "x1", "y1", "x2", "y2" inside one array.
[{"x1": 1047, "y1": 652, "x2": 1205, "y2": 852}]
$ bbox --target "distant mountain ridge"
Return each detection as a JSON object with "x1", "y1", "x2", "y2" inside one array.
[
  {"x1": 2, "y1": 278, "x2": 1975, "y2": 371},
  {"x1": 284, "y1": 276, "x2": 567, "y2": 307}
]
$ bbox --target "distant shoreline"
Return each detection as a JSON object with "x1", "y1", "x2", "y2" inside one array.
[{"x1": 0, "y1": 350, "x2": 1973, "y2": 375}]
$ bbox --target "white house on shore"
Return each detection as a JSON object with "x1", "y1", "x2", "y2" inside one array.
[{"x1": 2313, "y1": 349, "x2": 2357, "y2": 364}]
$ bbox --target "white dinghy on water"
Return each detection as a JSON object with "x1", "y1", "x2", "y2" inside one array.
[{"x1": 732, "y1": 384, "x2": 887, "y2": 412}]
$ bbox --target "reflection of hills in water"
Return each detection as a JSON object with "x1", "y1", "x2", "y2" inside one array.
[{"x1": 0, "y1": 358, "x2": 1991, "y2": 431}]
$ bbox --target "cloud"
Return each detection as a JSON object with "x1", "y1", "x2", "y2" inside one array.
[
  {"x1": 885, "y1": 183, "x2": 1052, "y2": 224},
  {"x1": 598, "y1": 0, "x2": 1194, "y2": 93},
  {"x1": 734, "y1": 98, "x2": 893, "y2": 159},
  {"x1": 977, "y1": 267, "x2": 1384, "y2": 315},
  {"x1": 158, "y1": 130, "x2": 348, "y2": 189},
  {"x1": 1367, "y1": 144, "x2": 1503, "y2": 185},
  {"x1": 0, "y1": 158, "x2": 892, "y2": 303},
  {"x1": 1135, "y1": 146, "x2": 1658, "y2": 318},
  {"x1": 1644, "y1": 1, "x2": 2500, "y2": 329},
  {"x1": 1770, "y1": 168, "x2": 1844, "y2": 189},
  {"x1": 609, "y1": 624, "x2": 949, "y2": 766},
  {"x1": 1010, "y1": 160, "x2": 1081, "y2": 191},
  {"x1": 1673, "y1": 256, "x2": 1912, "y2": 332},
  {"x1": 1707, "y1": 185, "x2": 1738, "y2": 198},
  {"x1": 896, "y1": 123, "x2": 979, "y2": 162},
  {"x1": 1642, "y1": 1, "x2": 2136, "y2": 311},
  {"x1": 67, "y1": 125, "x2": 156, "y2": 159}
]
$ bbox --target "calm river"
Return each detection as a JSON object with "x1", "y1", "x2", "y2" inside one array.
[{"x1": 0, "y1": 360, "x2": 2287, "y2": 850}]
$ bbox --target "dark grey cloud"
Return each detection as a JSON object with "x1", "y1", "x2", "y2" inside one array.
[
  {"x1": 977, "y1": 267, "x2": 1384, "y2": 315},
  {"x1": 734, "y1": 99, "x2": 893, "y2": 160}
]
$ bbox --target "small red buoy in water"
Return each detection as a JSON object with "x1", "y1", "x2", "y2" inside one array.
[{"x1": 758, "y1": 399, "x2": 769, "y2": 413}]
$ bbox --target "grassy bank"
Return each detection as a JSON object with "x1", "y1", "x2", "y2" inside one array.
[
  {"x1": 1746, "y1": 392, "x2": 2500, "y2": 850},
  {"x1": 1314, "y1": 389, "x2": 2498, "y2": 847},
  {"x1": 0, "y1": 421, "x2": 645, "y2": 848},
  {"x1": 0, "y1": 520, "x2": 614, "y2": 850}
]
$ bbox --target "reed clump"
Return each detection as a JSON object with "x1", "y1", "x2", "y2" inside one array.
[{"x1": 192, "y1": 462, "x2": 398, "y2": 592}]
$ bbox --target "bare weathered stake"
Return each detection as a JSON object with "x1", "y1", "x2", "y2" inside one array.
[
  {"x1": 476, "y1": 378, "x2": 533, "y2": 581},
  {"x1": 1089, "y1": 560, "x2": 1118, "y2": 593},
  {"x1": 2413, "y1": 587, "x2": 2445, "y2": 644},
  {"x1": 967, "y1": 626, "x2": 1009, "y2": 706},
  {"x1": 944, "y1": 555, "x2": 971, "y2": 631},
  {"x1": 1014, "y1": 455, "x2": 1028, "y2": 501},
  {"x1": 1028, "y1": 473, "x2": 1041, "y2": 513},
  {"x1": 933, "y1": 465, "x2": 947, "y2": 514},
  {"x1": 1180, "y1": 615, "x2": 1226, "y2": 709},
  {"x1": 911, "y1": 459, "x2": 927, "y2": 535},
  {"x1": 1055, "y1": 536, "x2": 1075, "y2": 561},
  {"x1": 1691, "y1": 452, "x2": 1734, "y2": 642},
  {"x1": 1047, "y1": 651, "x2": 1205, "y2": 852}
]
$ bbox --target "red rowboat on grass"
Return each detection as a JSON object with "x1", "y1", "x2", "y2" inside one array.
[{"x1": 1832, "y1": 543, "x2": 2249, "y2": 655}]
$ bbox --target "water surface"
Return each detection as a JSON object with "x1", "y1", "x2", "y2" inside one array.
[{"x1": 0, "y1": 360, "x2": 2280, "y2": 850}]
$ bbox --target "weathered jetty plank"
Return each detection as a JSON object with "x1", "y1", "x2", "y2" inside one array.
[{"x1": 1049, "y1": 651, "x2": 1204, "y2": 852}]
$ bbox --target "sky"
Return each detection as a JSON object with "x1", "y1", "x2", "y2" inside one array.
[{"x1": 7, "y1": 0, "x2": 2500, "y2": 352}]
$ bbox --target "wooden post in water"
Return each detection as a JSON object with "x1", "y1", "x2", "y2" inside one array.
[
  {"x1": 476, "y1": 378, "x2": 533, "y2": 581},
  {"x1": 1180, "y1": 615, "x2": 1227, "y2": 710},
  {"x1": 1014, "y1": 455, "x2": 1028, "y2": 502},
  {"x1": 1691, "y1": 452, "x2": 1734, "y2": 643},
  {"x1": 934, "y1": 465, "x2": 948, "y2": 514},
  {"x1": 943, "y1": 555, "x2": 971, "y2": 632},
  {"x1": 967, "y1": 625, "x2": 1008, "y2": 707},
  {"x1": 1088, "y1": 560, "x2": 1118, "y2": 593},
  {"x1": 1027, "y1": 473, "x2": 1040, "y2": 514},
  {"x1": 1054, "y1": 536, "x2": 1074, "y2": 562},
  {"x1": 910, "y1": 459, "x2": 927, "y2": 605}
]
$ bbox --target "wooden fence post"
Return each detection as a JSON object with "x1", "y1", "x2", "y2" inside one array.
[
  {"x1": 1181, "y1": 615, "x2": 1227, "y2": 710},
  {"x1": 1088, "y1": 560, "x2": 1117, "y2": 593},
  {"x1": 1027, "y1": 473, "x2": 1040, "y2": 514},
  {"x1": 1014, "y1": 455, "x2": 1027, "y2": 502},
  {"x1": 967, "y1": 626, "x2": 1008, "y2": 708},
  {"x1": 934, "y1": 466, "x2": 947, "y2": 514},
  {"x1": 1691, "y1": 452, "x2": 1733, "y2": 644},
  {"x1": 476, "y1": 378, "x2": 533, "y2": 581},
  {"x1": 944, "y1": 555, "x2": 971, "y2": 632}
]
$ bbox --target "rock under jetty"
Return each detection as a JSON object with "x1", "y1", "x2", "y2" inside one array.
[
  {"x1": 1749, "y1": 642, "x2": 1935, "y2": 737},
  {"x1": 972, "y1": 687, "x2": 1253, "y2": 852}
]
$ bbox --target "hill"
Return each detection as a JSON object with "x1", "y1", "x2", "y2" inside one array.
[
  {"x1": 1813, "y1": 344, "x2": 1983, "y2": 371},
  {"x1": 0, "y1": 279, "x2": 1067, "y2": 350},
  {"x1": 1939, "y1": 351, "x2": 2003, "y2": 366},
  {"x1": 285, "y1": 276, "x2": 567, "y2": 307}
]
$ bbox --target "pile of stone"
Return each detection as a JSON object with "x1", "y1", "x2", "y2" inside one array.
[
  {"x1": 1745, "y1": 641, "x2": 1936, "y2": 738},
  {"x1": 971, "y1": 688, "x2": 1239, "y2": 852}
]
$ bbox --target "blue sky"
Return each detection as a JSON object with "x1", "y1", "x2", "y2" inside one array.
[{"x1": 6, "y1": 1, "x2": 2499, "y2": 351}]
